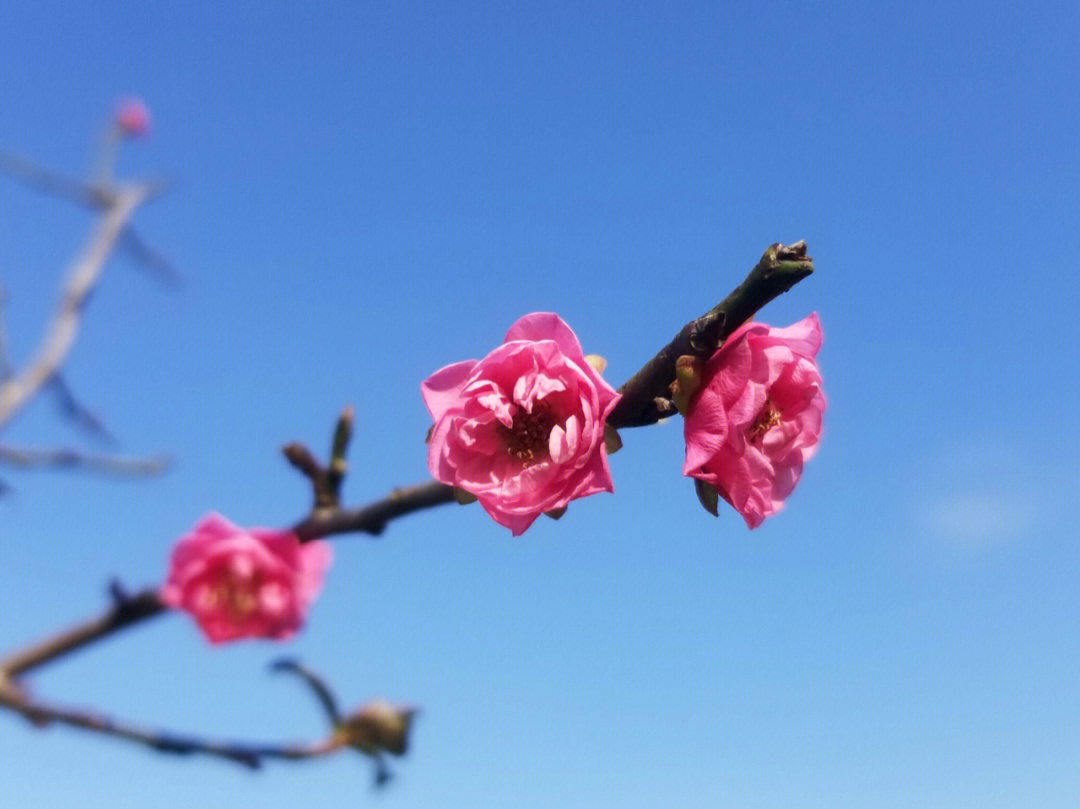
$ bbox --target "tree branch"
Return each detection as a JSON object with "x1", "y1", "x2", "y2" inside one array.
[
  {"x1": 0, "y1": 444, "x2": 170, "y2": 478},
  {"x1": 0, "y1": 183, "x2": 155, "y2": 430},
  {"x1": 0, "y1": 239, "x2": 814, "y2": 776},
  {"x1": 0, "y1": 686, "x2": 342, "y2": 770},
  {"x1": 0, "y1": 585, "x2": 166, "y2": 678},
  {"x1": 292, "y1": 481, "x2": 457, "y2": 542},
  {"x1": 0, "y1": 150, "x2": 113, "y2": 209},
  {"x1": 0, "y1": 279, "x2": 12, "y2": 381},
  {"x1": 607, "y1": 241, "x2": 814, "y2": 429}
]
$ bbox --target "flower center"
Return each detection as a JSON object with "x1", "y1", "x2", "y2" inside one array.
[
  {"x1": 210, "y1": 572, "x2": 260, "y2": 621},
  {"x1": 501, "y1": 401, "x2": 555, "y2": 465},
  {"x1": 747, "y1": 401, "x2": 781, "y2": 443}
]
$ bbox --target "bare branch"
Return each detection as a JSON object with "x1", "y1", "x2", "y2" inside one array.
[
  {"x1": 0, "y1": 150, "x2": 113, "y2": 209},
  {"x1": 0, "y1": 688, "x2": 341, "y2": 770},
  {"x1": 0, "y1": 184, "x2": 153, "y2": 430},
  {"x1": 293, "y1": 481, "x2": 456, "y2": 542},
  {"x1": 284, "y1": 407, "x2": 359, "y2": 512},
  {"x1": 0, "y1": 444, "x2": 170, "y2": 477},
  {"x1": 0, "y1": 279, "x2": 12, "y2": 381},
  {"x1": 121, "y1": 227, "x2": 184, "y2": 288},
  {"x1": 0, "y1": 585, "x2": 166, "y2": 678},
  {"x1": 49, "y1": 375, "x2": 117, "y2": 443},
  {"x1": 271, "y1": 658, "x2": 342, "y2": 724}
]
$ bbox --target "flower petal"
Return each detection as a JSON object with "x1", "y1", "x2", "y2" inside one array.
[{"x1": 422, "y1": 360, "x2": 479, "y2": 421}]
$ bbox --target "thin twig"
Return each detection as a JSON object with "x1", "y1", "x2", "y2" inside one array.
[
  {"x1": 293, "y1": 481, "x2": 456, "y2": 542},
  {"x1": 0, "y1": 184, "x2": 151, "y2": 430},
  {"x1": 0, "y1": 150, "x2": 113, "y2": 209},
  {"x1": 121, "y1": 227, "x2": 184, "y2": 288},
  {"x1": 49, "y1": 375, "x2": 117, "y2": 443},
  {"x1": 0, "y1": 444, "x2": 170, "y2": 477},
  {"x1": 0, "y1": 279, "x2": 12, "y2": 380},
  {"x1": 0, "y1": 688, "x2": 341, "y2": 770}
]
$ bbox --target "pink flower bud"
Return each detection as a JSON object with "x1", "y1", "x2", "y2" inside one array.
[
  {"x1": 422, "y1": 313, "x2": 622, "y2": 536},
  {"x1": 114, "y1": 97, "x2": 151, "y2": 138},
  {"x1": 161, "y1": 513, "x2": 332, "y2": 644},
  {"x1": 683, "y1": 313, "x2": 825, "y2": 528}
]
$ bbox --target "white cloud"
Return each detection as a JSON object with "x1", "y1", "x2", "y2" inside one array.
[{"x1": 922, "y1": 492, "x2": 1039, "y2": 543}]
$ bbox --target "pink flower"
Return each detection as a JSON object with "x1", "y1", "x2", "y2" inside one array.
[
  {"x1": 161, "y1": 513, "x2": 332, "y2": 644},
  {"x1": 683, "y1": 313, "x2": 825, "y2": 528},
  {"x1": 114, "y1": 97, "x2": 151, "y2": 138},
  {"x1": 422, "y1": 313, "x2": 621, "y2": 535}
]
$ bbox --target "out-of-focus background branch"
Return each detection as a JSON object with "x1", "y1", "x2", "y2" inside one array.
[{"x1": 0, "y1": 117, "x2": 177, "y2": 492}]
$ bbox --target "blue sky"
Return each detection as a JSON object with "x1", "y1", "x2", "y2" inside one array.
[{"x1": 1, "y1": 2, "x2": 1079, "y2": 806}]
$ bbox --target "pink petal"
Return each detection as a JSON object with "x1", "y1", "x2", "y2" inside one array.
[
  {"x1": 504, "y1": 313, "x2": 587, "y2": 364},
  {"x1": 763, "y1": 312, "x2": 822, "y2": 357},
  {"x1": 422, "y1": 360, "x2": 479, "y2": 421}
]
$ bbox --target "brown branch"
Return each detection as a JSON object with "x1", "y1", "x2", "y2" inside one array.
[
  {"x1": 0, "y1": 591, "x2": 399, "y2": 777},
  {"x1": 607, "y1": 241, "x2": 814, "y2": 429},
  {"x1": 0, "y1": 240, "x2": 814, "y2": 763},
  {"x1": 0, "y1": 686, "x2": 342, "y2": 770},
  {"x1": 0, "y1": 183, "x2": 155, "y2": 431},
  {"x1": 0, "y1": 585, "x2": 167, "y2": 678},
  {"x1": 293, "y1": 481, "x2": 456, "y2": 542},
  {"x1": 284, "y1": 242, "x2": 814, "y2": 543}
]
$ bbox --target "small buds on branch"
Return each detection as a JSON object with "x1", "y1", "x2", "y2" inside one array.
[
  {"x1": 273, "y1": 657, "x2": 417, "y2": 786},
  {"x1": 0, "y1": 236, "x2": 817, "y2": 778},
  {"x1": 283, "y1": 406, "x2": 355, "y2": 510},
  {"x1": 285, "y1": 408, "x2": 456, "y2": 542}
]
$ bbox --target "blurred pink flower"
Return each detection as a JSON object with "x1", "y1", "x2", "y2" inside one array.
[
  {"x1": 683, "y1": 313, "x2": 825, "y2": 528},
  {"x1": 423, "y1": 313, "x2": 621, "y2": 535},
  {"x1": 114, "y1": 97, "x2": 151, "y2": 138},
  {"x1": 161, "y1": 513, "x2": 332, "y2": 644}
]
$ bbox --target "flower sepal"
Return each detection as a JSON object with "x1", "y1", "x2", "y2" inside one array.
[{"x1": 694, "y1": 478, "x2": 720, "y2": 517}]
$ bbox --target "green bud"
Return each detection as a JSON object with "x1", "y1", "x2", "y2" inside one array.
[
  {"x1": 671, "y1": 355, "x2": 703, "y2": 415},
  {"x1": 452, "y1": 487, "x2": 478, "y2": 505}
]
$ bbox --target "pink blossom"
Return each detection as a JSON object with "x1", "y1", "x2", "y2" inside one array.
[
  {"x1": 114, "y1": 97, "x2": 151, "y2": 138},
  {"x1": 422, "y1": 313, "x2": 621, "y2": 535},
  {"x1": 683, "y1": 313, "x2": 825, "y2": 528},
  {"x1": 161, "y1": 513, "x2": 332, "y2": 644}
]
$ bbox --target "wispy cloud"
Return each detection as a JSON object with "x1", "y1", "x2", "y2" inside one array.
[
  {"x1": 922, "y1": 492, "x2": 1038, "y2": 543},
  {"x1": 917, "y1": 441, "x2": 1063, "y2": 544}
]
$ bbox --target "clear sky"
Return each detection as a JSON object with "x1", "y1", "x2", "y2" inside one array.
[{"x1": 1, "y1": 2, "x2": 1079, "y2": 807}]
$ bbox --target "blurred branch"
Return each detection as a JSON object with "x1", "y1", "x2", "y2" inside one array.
[
  {"x1": 0, "y1": 686, "x2": 342, "y2": 770},
  {"x1": 120, "y1": 227, "x2": 184, "y2": 288},
  {"x1": 0, "y1": 587, "x2": 403, "y2": 777},
  {"x1": 0, "y1": 583, "x2": 166, "y2": 678},
  {"x1": 0, "y1": 183, "x2": 153, "y2": 430},
  {"x1": 49, "y1": 375, "x2": 116, "y2": 442},
  {"x1": 271, "y1": 657, "x2": 342, "y2": 724},
  {"x1": 0, "y1": 444, "x2": 170, "y2": 477},
  {"x1": 0, "y1": 150, "x2": 113, "y2": 209},
  {"x1": 0, "y1": 279, "x2": 12, "y2": 380}
]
